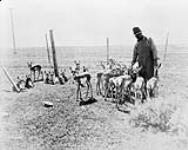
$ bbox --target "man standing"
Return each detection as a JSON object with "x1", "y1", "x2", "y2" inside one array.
[{"x1": 131, "y1": 27, "x2": 159, "y2": 81}]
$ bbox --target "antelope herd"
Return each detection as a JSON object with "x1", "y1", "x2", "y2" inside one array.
[
  {"x1": 15, "y1": 59, "x2": 161, "y2": 107},
  {"x1": 95, "y1": 59, "x2": 161, "y2": 105}
]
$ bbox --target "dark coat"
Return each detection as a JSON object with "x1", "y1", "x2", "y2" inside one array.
[{"x1": 132, "y1": 37, "x2": 159, "y2": 80}]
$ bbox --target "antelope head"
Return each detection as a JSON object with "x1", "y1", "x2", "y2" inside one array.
[{"x1": 27, "y1": 61, "x2": 33, "y2": 68}]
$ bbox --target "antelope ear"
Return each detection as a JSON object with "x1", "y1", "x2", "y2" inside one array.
[
  {"x1": 158, "y1": 63, "x2": 162, "y2": 68},
  {"x1": 117, "y1": 63, "x2": 121, "y2": 68},
  {"x1": 137, "y1": 66, "x2": 142, "y2": 72}
]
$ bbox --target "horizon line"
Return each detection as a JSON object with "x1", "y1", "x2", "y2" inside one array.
[{"x1": 1, "y1": 43, "x2": 188, "y2": 50}]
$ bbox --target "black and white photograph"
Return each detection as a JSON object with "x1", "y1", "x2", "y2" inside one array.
[{"x1": 0, "y1": 0, "x2": 188, "y2": 149}]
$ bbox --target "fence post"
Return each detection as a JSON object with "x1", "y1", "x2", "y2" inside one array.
[
  {"x1": 9, "y1": 8, "x2": 17, "y2": 54},
  {"x1": 45, "y1": 33, "x2": 51, "y2": 65},
  {"x1": 106, "y1": 37, "x2": 109, "y2": 65},
  {"x1": 49, "y1": 30, "x2": 59, "y2": 77},
  {"x1": 1, "y1": 66, "x2": 20, "y2": 92}
]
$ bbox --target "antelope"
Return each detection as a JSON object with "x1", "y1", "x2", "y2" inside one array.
[
  {"x1": 106, "y1": 74, "x2": 130, "y2": 99},
  {"x1": 96, "y1": 72, "x2": 103, "y2": 95},
  {"x1": 83, "y1": 66, "x2": 88, "y2": 72},
  {"x1": 27, "y1": 61, "x2": 42, "y2": 81},
  {"x1": 74, "y1": 60, "x2": 81, "y2": 73},
  {"x1": 13, "y1": 76, "x2": 26, "y2": 92},
  {"x1": 130, "y1": 63, "x2": 146, "y2": 103},
  {"x1": 115, "y1": 62, "x2": 145, "y2": 104},
  {"x1": 49, "y1": 71, "x2": 55, "y2": 85},
  {"x1": 96, "y1": 62, "x2": 109, "y2": 96},
  {"x1": 98, "y1": 64, "x2": 127, "y2": 98},
  {"x1": 70, "y1": 63, "x2": 93, "y2": 103},
  {"x1": 74, "y1": 72, "x2": 93, "y2": 102},
  {"x1": 59, "y1": 70, "x2": 68, "y2": 84},
  {"x1": 44, "y1": 71, "x2": 50, "y2": 84},
  {"x1": 146, "y1": 63, "x2": 161, "y2": 99},
  {"x1": 96, "y1": 59, "x2": 119, "y2": 97},
  {"x1": 104, "y1": 65, "x2": 128, "y2": 99},
  {"x1": 25, "y1": 75, "x2": 34, "y2": 89},
  {"x1": 41, "y1": 71, "x2": 44, "y2": 81}
]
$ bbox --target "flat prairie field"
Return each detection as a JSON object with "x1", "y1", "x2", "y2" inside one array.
[{"x1": 0, "y1": 46, "x2": 188, "y2": 150}]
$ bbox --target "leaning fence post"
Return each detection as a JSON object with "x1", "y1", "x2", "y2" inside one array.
[
  {"x1": 1, "y1": 66, "x2": 20, "y2": 92},
  {"x1": 49, "y1": 29, "x2": 59, "y2": 77}
]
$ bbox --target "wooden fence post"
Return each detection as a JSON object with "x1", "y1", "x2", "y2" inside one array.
[
  {"x1": 163, "y1": 32, "x2": 169, "y2": 62},
  {"x1": 9, "y1": 8, "x2": 17, "y2": 54},
  {"x1": 1, "y1": 66, "x2": 20, "y2": 92},
  {"x1": 49, "y1": 30, "x2": 59, "y2": 77},
  {"x1": 106, "y1": 37, "x2": 109, "y2": 65},
  {"x1": 45, "y1": 33, "x2": 51, "y2": 65}
]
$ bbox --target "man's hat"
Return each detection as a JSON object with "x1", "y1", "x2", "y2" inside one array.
[{"x1": 133, "y1": 27, "x2": 142, "y2": 35}]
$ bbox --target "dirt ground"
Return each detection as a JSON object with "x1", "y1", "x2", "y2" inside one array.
[{"x1": 0, "y1": 48, "x2": 188, "y2": 150}]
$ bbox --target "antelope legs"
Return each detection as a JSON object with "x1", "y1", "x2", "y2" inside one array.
[
  {"x1": 76, "y1": 80, "x2": 93, "y2": 102},
  {"x1": 76, "y1": 82, "x2": 82, "y2": 101}
]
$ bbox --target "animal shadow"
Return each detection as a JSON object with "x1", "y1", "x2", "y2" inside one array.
[{"x1": 79, "y1": 97, "x2": 97, "y2": 106}]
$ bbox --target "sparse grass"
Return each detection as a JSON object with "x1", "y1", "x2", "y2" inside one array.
[
  {"x1": 1, "y1": 47, "x2": 188, "y2": 150},
  {"x1": 6, "y1": 83, "x2": 121, "y2": 149},
  {"x1": 130, "y1": 98, "x2": 177, "y2": 132}
]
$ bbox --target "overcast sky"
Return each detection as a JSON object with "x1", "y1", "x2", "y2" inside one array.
[{"x1": 1, "y1": 0, "x2": 188, "y2": 48}]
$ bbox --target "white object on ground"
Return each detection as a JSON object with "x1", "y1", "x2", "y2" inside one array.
[{"x1": 43, "y1": 101, "x2": 53, "y2": 107}]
